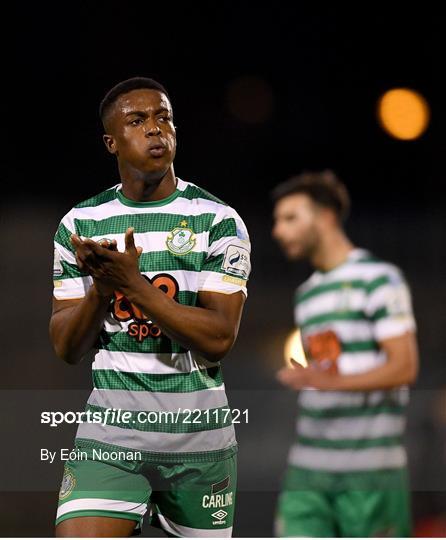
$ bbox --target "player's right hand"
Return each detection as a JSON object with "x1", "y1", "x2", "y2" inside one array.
[{"x1": 70, "y1": 234, "x2": 118, "y2": 297}]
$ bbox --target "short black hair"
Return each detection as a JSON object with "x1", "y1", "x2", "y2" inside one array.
[
  {"x1": 271, "y1": 169, "x2": 351, "y2": 222},
  {"x1": 99, "y1": 77, "x2": 170, "y2": 126}
]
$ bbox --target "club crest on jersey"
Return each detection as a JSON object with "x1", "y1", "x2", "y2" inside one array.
[
  {"x1": 337, "y1": 282, "x2": 354, "y2": 312},
  {"x1": 59, "y1": 466, "x2": 76, "y2": 500},
  {"x1": 166, "y1": 223, "x2": 196, "y2": 255}
]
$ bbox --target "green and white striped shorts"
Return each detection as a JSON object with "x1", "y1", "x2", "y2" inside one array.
[{"x1": 56, "y1": 444, "x2": 237, "y2": 537}]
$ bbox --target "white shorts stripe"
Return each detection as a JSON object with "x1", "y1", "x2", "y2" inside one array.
[
  {"x1": 57, "y1": 497, "x2": 147, "y2": 520},
  {"x1": 156, "y1": 512, "x2": 233, "y2": 537}
]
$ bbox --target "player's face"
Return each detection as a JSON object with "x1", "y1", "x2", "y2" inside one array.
[
  {"x1": 104, "y1": 89, "x2": 176, "y2": 178},
  {"x1": 272, "y1": 194, "x2": 320, "y2": 260}
]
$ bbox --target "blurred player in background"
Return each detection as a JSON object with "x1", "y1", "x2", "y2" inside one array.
[
  {"x1": 50, "y1": 77, "x2": 251, "y2": 537},
  {"x1": 272, "y1": 170, "x2": 418, "y2": 537}
]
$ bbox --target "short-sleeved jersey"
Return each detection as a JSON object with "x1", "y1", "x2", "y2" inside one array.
[
  {"x1": 289, "y1": 248, "x2": 416, "y2": 473},
  {"x1": 53, "y1": 177, "x2": 251, "y2": 463}
]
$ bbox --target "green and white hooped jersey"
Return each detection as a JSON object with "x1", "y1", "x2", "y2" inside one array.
[
  {"x1": 52, "y1": 177, "x2": 251, "y2": 463},
  {"x1": 290, "y1": 248, "x2": 416, "y2": 473}
]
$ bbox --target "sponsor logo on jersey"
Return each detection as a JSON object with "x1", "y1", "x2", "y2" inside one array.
[
  {"x1": 166, "y1": 222, "x2": 196, "y2": 255},
  {"x1": 112, "y1": 274, "x2": 179, "y2": 342},
  {"x1": 305, "y1": 330, "x2": 341, "y2": 374},
  {"x1": 222, "y1": 245, "x2": 250, "y2": 280},
  {"x1": 59, "y1": 466, "x2": 76, "y2": 500}
]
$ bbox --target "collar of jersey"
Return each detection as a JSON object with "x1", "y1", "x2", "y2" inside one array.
[
  {"x1": 317, "y1": 247, "x2": 369, "y2": 275},
  {"x1": 116, "y1": 178, "x2": 181, "y2": 207}
]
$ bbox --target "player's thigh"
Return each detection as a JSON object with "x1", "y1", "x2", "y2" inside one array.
[
  {"x1": 55, "y1": 456, "x2": 150, "y2": 536},
  {"x1": 335, "y1": 486, "x2": 411, "y2": 537},
  {"x1": 56, "y1": 515, "x2": 137, "y2": 537},
  {"x1": 150, "y1": 454, "x2": 237, "y2": 537},
  {"x1": 275, "y1": 488, "x2": 336, "y2": 537}
]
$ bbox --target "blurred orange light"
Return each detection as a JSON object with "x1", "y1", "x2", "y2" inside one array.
[
  {"x1": 284, "y1": 329, "x2": 308, "y2": 368},
  {"x1": 378, "y1": 88, "x2": 430, "y2": 140}
]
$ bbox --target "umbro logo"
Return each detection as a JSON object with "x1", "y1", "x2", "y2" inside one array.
[
  {"x1": 211, "y1": 510, "x2": 227, "y2": 520},
  {"x1": 211, "y1": 509, "x2": 228, "y2": 525}
]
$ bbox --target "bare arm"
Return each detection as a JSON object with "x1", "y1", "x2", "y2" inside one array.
[
  {"x1": 49, "y1": 237, "x2": 117, "y2": 364},
  {"x1": 122, "y1": 277, "x2": 246, "y2": 362},
  {"x1": 49, "y1": 286, "x2": 112, "y2": 365},
  {"x1": 277, "y1": 331, "x2": 419, "y2": 391},
  {"x1": 331, "y1": 331, "x2": 418, "y2": 390}
]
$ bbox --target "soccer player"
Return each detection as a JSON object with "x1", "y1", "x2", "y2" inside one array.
[
  {"x1": 272, "y1": 171, "x2": 418, "y2": 537},
  {"x1": 50, "y1": 77, "x2": 251, "y2": 537}
]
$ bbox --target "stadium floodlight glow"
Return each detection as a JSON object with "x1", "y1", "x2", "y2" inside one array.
[
  {"x1": 284, "y1": 329, "x2": 308, "y2": 368},
  {"x1": 377, "y1": 87, "x2": 430, "y2": 140}
]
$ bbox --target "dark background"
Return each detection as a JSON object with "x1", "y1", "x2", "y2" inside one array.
[{"x1": 1, "y1": 4, "x2": 445, "y2": 537}]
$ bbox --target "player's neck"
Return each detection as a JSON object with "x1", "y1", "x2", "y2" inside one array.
[
  {"x1": 310, "y1": 230, "x2": 354, "y2": 273},
  {"x1": 119, "y1": 165, "x2": 177, "y2": 203}
]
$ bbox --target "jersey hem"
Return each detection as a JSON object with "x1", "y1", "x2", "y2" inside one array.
[{"x1": 74, "y1": 438, "x2": 238, "y2": 463}]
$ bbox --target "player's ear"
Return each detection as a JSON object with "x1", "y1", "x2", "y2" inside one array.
[
  {"x1": 103, "y1": 134, "x2": 118, "y2": 155},
  {"x1": 322, "y1": 207, "x2": 338, "y2": 228}
]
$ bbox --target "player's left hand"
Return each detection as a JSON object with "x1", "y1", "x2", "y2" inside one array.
[
  {"x1": 77, "y1": 227, "x2": 143, "y2": 290},
  {"x1": 276, "y1": 363, "x2": 339, "y2": 390}
]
